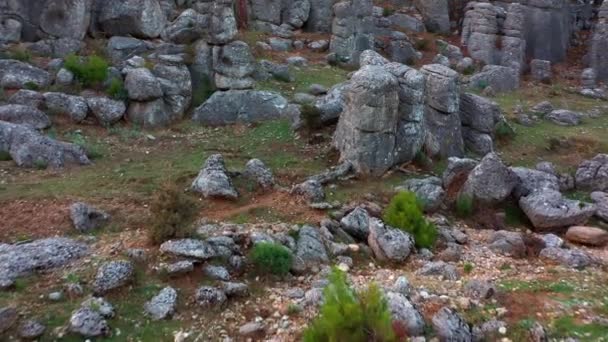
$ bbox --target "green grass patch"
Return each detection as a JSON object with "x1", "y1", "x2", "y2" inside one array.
[
  {"x1": 256, "y1": 65, "x2": 349, "y2": 99},
  {"x1": 551, "y1": 316, "x2": 608, "y2": 341},
  {"x1": 498, "y1": 279, "x2": 576, "y2": 294}
]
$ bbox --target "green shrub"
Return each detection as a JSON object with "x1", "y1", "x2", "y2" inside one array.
[
  {"x1": 0, "y1": 151, "x2": 11, "y2": 161},
  {"x1": 455, "y1": 193, "x2": 474, "y2": 218},
  {"x1": 34, "y1": 159, "x2": 48, "y2": 170},
  {"x1": 24, "y1": 82, "x2": 39, "y2": 91},
  {"x1": 300, "y1": 104, "x2": 322, "y2": 133},
  {"x1": 463, "y1": 262, "x2": 474, "y2": 274},
  {"x1": 383, "y1": 191, "x2": 437, "y2": 249},
  {"x1": 149, "y1": 182, "x2": 199, "y2": 244},
  {"x1": 8, "y1": 48, "x2": 32, "y2": 62},
  {"x1": 463, "y1": 65, "x2": 476, "y2": 75},
  {"x1": 66, "y1": 132, "x2": 104, "y2": 160},
  {"x1": 382, "y1": 7, "x2": 395, "y2": 17},
  {"x1": 495, "y1": 120, "x2": 516, "y2": 142},
  {"x1": 249, "y1": 242, "x2": 293, "y2": 276},
  {"x1": 476, "y1": 79, "x2": 489, "y2": 90},
  {"x1": 303, "y1": 268, "x2": 396, "y2": 342},
  {"x1": 414, "y1": 39, "x2": 430, "y2": 51},
  {"x1": 106, "y1": 77, "x2": 128, "y2": 101},
  {"x1": 192, "y1": 75, "x2": 215, "y2": 108},
  {"x1": 64, "y1": 54, "x2": 109, "y2": 87}
]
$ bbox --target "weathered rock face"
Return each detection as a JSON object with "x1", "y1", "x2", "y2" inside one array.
[
  {"x1": 0, "y1": 60, "x2": 51, "y2": 90},
  {"x1": 94, "y1": 0, "x2": 166, "y2": 39},
  {"x1": 519, "y1": 190, "x2": 596, "y2": 230},
  {"x1": 212, "y1": 41, "x2": 255, "y2": 90},
  {"x1": 292, "y1": 226, "x2": 329, "y2": 273},
  {"x1": 305, "y1": 0, "x2": 334, "y2": 32},
  {"x1": 414, "y1": 0, "x2": 450, "y2": 34},
  {"x1": 575, "y1": 154, "x2": 608, "y2": 192},
  {"x1": 421, "y1": 64, "x2": 463, "y2": 159},
  {"x1": 329, "y1": 0, "x2": 375, "y2": 66},
  {"x1": 333, "y1": 65, "x2": 399, "y2": 175},
  {"x1": 0, "y1": 0, "x2": 92, "y2": 41},
  {"x1": 0, "y1": 121, "x2": 90, "y2": 168},
  {"x1": 397, "y1": 177, "x2": 445, "y2": 212},
  {"x1": 459, "y1": 93, "x2": 503, "y2": 155},
  {"x1": 469, "y1": 65, "x2": 519, "y2": 93},
  {"x1": 461, "y1": 153, "x2": 517, "y2": 205},
  {"x1": 333, "y1": 51, "x2": 426, "y2": 175},
  {"x1": 0, "y1": 238, "x2": 89, "y2": 288},
  {"x1": 191, "y1": 154, "x2": 238, "y2": 199},
  {"x1": 591, "y1": 2, "x2": 608, "y2": 82},
  {"x1": 461, "y1": 2, "x2": 501, "y2": 65},
  {"x1": 192, "y1": 90, "x2": 292, "y2": 126},
  {"x1": 0, "y1": 105, "x2": 51, "y2": 129}
]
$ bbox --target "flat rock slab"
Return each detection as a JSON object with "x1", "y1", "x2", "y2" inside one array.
[
  {"x1": 565, "y1": 226, "x2": 608, "y2": 247},
  {"x1": 0, "y1": 238, "x2": 89, "y2": 287}
]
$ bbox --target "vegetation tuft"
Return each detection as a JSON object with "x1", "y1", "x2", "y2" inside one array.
[
  {"x1": 106, "y1": 77, "x2": 128, "y2": 101},
  {"x1": 455, "y1": 193, "x2": 474, "y2": 218},
  {"x1": 64, "y1": 54, "x2": 109, "y2": 87},
  {"x1": 148, "y1": 181, "x2": 199, "y2": 244},
  {"x1": 383, "y1": 191, "x2": 437, "y2": 248},
  {"x1": 303, "y1": 268, "x2": 396, "y2": 342},
  {"x1": 249, "y1": 242, "x2": 293, "y2": 276}
]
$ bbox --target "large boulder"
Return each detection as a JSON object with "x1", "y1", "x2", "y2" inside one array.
[
  {"x1": 340, "y1": 207, "x2": 370, "y2": 240},
  {"x1": 0, "y1": 60, "x2": 51, "y2": 90},
  {"x1": 0, "y1": 105, "x2": 51, "y2": 129},
  {"x1": 40, "y1": 0, "x2": 92, "y2": 40},
  {"x1": 144, "y1": 286, "x2": 178, "y2": 320},
  {"x1": 459, "y1": 93, "x2": 503, "y2": 155},
  {"x1": 511, "y1": 167, "x2": 560, "y2": 199},
  {"x1": 461, "y1": 153, "x2": 517, "y2": 204},
  {"x1": 386, "y1": 292, "x2": 425, "y2": 336},
  {"x1": 0, "y1": 238, "x2": 89, "y2": 288},
  {"x1": 421, "y1": 64, "x2": 463, "y2": 158},
  {"x1": 92, "y1": 260, "x2": 134, "y2": 294},
  {"x1": 397, "y1": 177, "x2": 445, "y2": 212},
  {"x1": 591, "y1": 191, "x2": 608, "y2": 222},
  {"x1": 469, "y1": 65, "x2": 519, "y2": 93},
  {"x1": 192, "y1": 90, "x2": 292, "y2": 126},
  {"x1": 95, "y1": 0, "x2": 166, "y2": 39},
  {"x1": 306, "y1": 0, "x2": 334, "y2": 32},
  {"x1": 0, "y1": 121, "x2": 90, "y2": 168},
  {"x1": 43, "y1": 92, "x2": 89, "y2": 122},
  {"x1": 575, "y1": 154, "x2": 608, "y2": 192},
  {"x1": 332, "y1": 65, "x2": 399, "y2": 175},
  {"x1": 367, "y1": 218, "x2": 414, "y2": 262},
  {"x1": 161, "y1": 9, "x2": 208, "y2": 44},
  {"x1": 160, "y1": 239, "x2": 222, "y2": 260},
  {"x1": 292, "y1": 226, "x2": 329, "y2": 273},
  {"x1": 539, "y1": 247, "x2": 592, "y2": 269},
  {"x1": 565, "y1": 226, "x2": 608, "y2": 247},
  {"x1": 414, "y1": 0, "x2": 450, "y2": 34},
  {"x1": 212, "y1": 41, "x2": 255, "y2": 90},
  {"x1": 70, "y1": 202, "x2": 111, "y2": 233},
  {"x1": 432, "y1": 307, "x2": 472, "y2": 342},
  {"x1": 69, "y1": 308, "x2": 110, "y2": 337},
  {"x1": 519, "y1": 190, "x2": 596, "y2": 230},
  {"x1": 86, "y1": 97, "x2": 126, "y2": 125},
  {"x1": 591, "y1": 2, "x2": 608, "y2": 82},
  {"x1": 124, "y1": 68, "x2": 163, "y2": 101},
  {"x1": 545, "y1": 109, "x2": 582, "y2": 126},
  {"x1": 191, "y1": 154, "x2": 238, "y2": 199}
]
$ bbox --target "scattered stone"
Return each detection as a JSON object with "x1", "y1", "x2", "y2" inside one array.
[
  {"x1": 81, "y1": 297, "x2": 115, "y2": 318},
  {"x1": 203, "y1": 265, "x2": 231, "y2": 281},
  {"x1": 386, "y1": 292, "x2": 425, "y2": 336},
  {"x1": 542, "y1": 234, "x2": 564, "y2": 248},
  {"x1": 531, "y1": 101, "x2": 553, "y2": 115},
  {"x1": 159, "y1": 260, "x2": 194, "y2": 276},
  {"x1": 239, "y1": 321, "x2": 266, "y2": 337},
  {"x1": 418, "y1": 261, "x2": 460, "y2": 280},
  {"x1": 160, "y1": 239, "x2": 220, "y2": 260},
  {"x1": 243, "y1": 159, "x2": 274, "y2": 189},
  {"x1": 0, "y1": 60, "x2": 51, "y2": 89},
  {"x1": 221, "y1": 282, "x2": 249, "y2": 297},
  {"x1": 69, "y1": 202, "x2": 110, "y2": 233},
  {"x1": 18, "y1": 319, "x2": 46, "y2": 339},
  {"x1": 92, "y1": 261, "x2": 134, "y2": 294},
  {"x1": 292, "y1": 226, "x2": 329, "y2": 273},
  {"x1": 340, "y1": 207, "x2": 370, "y2": 240},
  {"x1": 464, "y1": 280, "x2": 496, "y2": 300},
  {"x1": 393, "y1": 276, "x2": 411, "y2": 296},
  {"x1": 530, "y1": 59, "x2": 552, "y2": 82},
  {"x1": 144, "y1": 286, "x2": 178, "y2": 320},
  {"x1": 86, "y1": 97, "x2": 126, "y2": 125},
  {"x1": 575, "y1": 154, "x2": 608, "y2": 191},
  {"x1": 0, "y1": 238, "x2": 88, "y2": 288},
  {"x1": 195, "y1": 286, "x2": 227, "y2": 308},
  {"x1": 291, "y1": 179, "x2": 324, "y2": 203},
  {"x1": 432, "y1": 307, "x2": 472, "y2": 342},
  {"x1": 69, "y1": 308, "x2": 110, "y2": 337},
  {"x1": 546, "y1": 109, "x2": 582, "y2": 126},
  {"x1": 540, "y1": 247, "x2": 593, "y2": 269},
  {"x1": 0, "y1": 104, "x2": 51, "y2": 129},
  {"x1": 519, "y1": 190, "x2": 596, "y2": 230},
  {"x1": 368, "y1": 218, "x2": 414, "y2": 263},
  {"x1": 461, "y1": 153, "x2": 518, "y2": 204},
  {"x1": 565, "y1": 226, "x2": 608, "y2": 247},
  {"x1": 397, "y1": 177, "x2": 445, "y2": 212},
  {"x1": 0, "y1": 307, "x2": 17, "y2": 333},
  {"x1": 191, "y1": 154, "x2": 238, "y2": 199},
  {"x1": 488, "y1": 230, "x2": 526, "y2": 258},
  {"x1": 43, "y1": 92, "x2": 89, "y2": 122},
  {"x1": 591, "y1": 191, "x2": 608, "y2": 222}
]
